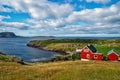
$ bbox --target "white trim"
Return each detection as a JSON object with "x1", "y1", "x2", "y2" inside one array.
[
  {"x1": 86, "y1": 54, "x2": 90, "y2": 58},
  {"x1": 76, "y1": 49, "x2": 82, "y2": 53},
  {"x1": 107, "y1": 51, "x2": 119, "y2": 56},
  {"x1": 94, "y1": 54, "x2": 98, "y2": 59},
  {"x1": 81, "y1": 58, "x2": 89, "y2": 61},
  {"x1": 82, "y1": 46, "x2": 94, "y2": 54}
]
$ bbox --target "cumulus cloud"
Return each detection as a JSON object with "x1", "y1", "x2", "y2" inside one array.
[
  {"x1": 26, "y1": 1, "x2": 120, "y2": 35},
  {"x1": 51, "y1": 1, "x2": 120, "y2": 35},
  {"x1": 66, "y1": 3, "x2": 120, "y2": 23},
  {"x1": 0, "y1": 0, "x2": 73, "y2": 19},
  {"x1": 0, "y1": 21, "x2": 30, "y2": 30},
  {"x1": 0, "y1": 0, "x2": 120, "y2": 36},
  {"x1": 86, "y1": 0, "x2": 111, "y2": 4},
  {"x1": 0, "y1": 15, "x2": 30, "y2": 30}
]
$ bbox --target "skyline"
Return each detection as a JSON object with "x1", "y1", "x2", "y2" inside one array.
[{"x1": 0, "y1": 0, "x2": 120, "y2": 37}]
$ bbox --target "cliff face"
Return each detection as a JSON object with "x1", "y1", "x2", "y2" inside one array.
[{"x1": 0, "y1": 32, "x2": 17, "y2": 38}]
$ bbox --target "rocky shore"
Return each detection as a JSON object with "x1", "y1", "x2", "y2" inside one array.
[{"x1": 26, "y1": 39, "x2": 82, "y2": 62}]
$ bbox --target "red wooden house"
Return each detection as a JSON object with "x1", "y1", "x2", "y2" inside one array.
[
  {"x1": 81, "y1": 44, "x2": 103, "y2": 61},
  {"x1": 107, "y1": 50, "x2": 119, "y2": 61}
]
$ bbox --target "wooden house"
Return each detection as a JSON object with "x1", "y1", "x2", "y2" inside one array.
[
  {"x1": 81, "y1": 44, "x2": 103, "y2": 61},
  {"x1": 107, "y1": 50, "x2": 119, "y2": 61}
]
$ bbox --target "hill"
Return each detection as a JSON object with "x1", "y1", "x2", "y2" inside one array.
[{"x1": 0, "y1": 32, "x2": 20, "y2": 38}]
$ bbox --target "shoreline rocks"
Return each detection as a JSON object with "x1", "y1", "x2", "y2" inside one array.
[{"x1": 27, "y1": 43, "x2": 69, "y2": 55}]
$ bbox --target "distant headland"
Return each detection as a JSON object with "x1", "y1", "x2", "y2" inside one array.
[
  {"x1": 0, "y1": 32, "x2": 55, "y2": 38},
  {"x1": 0, "y1": 32, "x2": 19, "y2": 38}
]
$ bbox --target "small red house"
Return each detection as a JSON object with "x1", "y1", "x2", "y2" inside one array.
[
  {"x1": 107, "y1": 50, "x2": 119, "y2": 61},
  {"x1": 81, "y1": 44, "x2": 103, "y2": 61}
]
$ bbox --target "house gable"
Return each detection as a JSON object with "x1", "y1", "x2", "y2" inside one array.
[
  {"x1": 81, "y1": 46, "x2": 93, "y2": 54},
  {"x1": 107, "y1": 50, "x2": 119, "y2": 56}
]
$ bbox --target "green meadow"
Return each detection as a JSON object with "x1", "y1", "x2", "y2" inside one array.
[
  {"x1": 0, "y1": 60, "x2": 120, "y2": 80},
  {"x1": 27, "y1": 39, "x2": 120, "y2": 56}
]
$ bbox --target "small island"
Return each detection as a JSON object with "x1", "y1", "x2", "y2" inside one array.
[{"x1": 0, "y1": 32, "x2": 18, "y2": 38}]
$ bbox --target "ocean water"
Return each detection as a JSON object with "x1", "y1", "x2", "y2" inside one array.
[{"x1": 0, "y1": 37, "x2": 60, "y2": 62}]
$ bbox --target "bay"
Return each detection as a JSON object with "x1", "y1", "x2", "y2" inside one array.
[{"x1": 0, "y1": 37, "x2": 60, "y2": 62}]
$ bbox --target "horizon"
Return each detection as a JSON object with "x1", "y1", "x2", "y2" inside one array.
[
  {"x1": 0, "y1": 0, "x2": 120, "y2": 37},
  {"x1": 0, "y1": 31, "x2": 120, "y2": 37}
]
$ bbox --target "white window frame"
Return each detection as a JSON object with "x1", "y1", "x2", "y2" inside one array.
[{"x1": 94, "y1": 55, "x2": 98, "y2": 59}]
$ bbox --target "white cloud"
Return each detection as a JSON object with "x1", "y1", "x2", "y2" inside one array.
[
  {"x1": 26, "y1": 1, "x2": 120, "y2": 35},
  {"x1": 0, "y1": 21, "x2": 30, "y2": 30},
  {"x1": 59, "y1": 2, "x2": 120, "y2": 34},
  {"x1": 0, "y1": 0, "x2": 73, "y2": 19},
  {"x1": 66, "y1": 2, "x2": 120, "y2": 24},
  {"x1": 0, "y1": 0, "x2": 120, "y2": 36},
  {"x1": 86, "y1": 0, "x2": 111, "y2": 4},
  {"x1": 28, "y1": 1, "x2": 73, "y2": 19}
]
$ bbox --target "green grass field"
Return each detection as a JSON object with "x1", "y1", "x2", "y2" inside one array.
[
  {"x1": 27, "y1": 39, "x2": 120, "y2": 56},
  {"x1": 0, "y1": 60, "x2": 120, "y2": 80}
]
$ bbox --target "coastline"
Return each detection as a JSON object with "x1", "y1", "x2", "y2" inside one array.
[
  {"x1": 26, "y1": 39, "x2": 120, "y2": 62},
  {"x1": 0, "y1": 51, "x2": 25, "y2": 64},
  {"x1": 27, "y1": 44, "x2": 69, "y2": 55},
  {"x1": 0, "y1": 51, "x2": 6, "y2": 55}
]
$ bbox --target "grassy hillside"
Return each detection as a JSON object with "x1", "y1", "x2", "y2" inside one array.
[
  {"x1": 0, "y1": 60, "x2": 120, "y2": 80},
  {"x1": 0, "y1": 52, "x2": 24, "y2": 64},
  {"x1": 27, "y1": 39, "x2": 120, "y2": 56}
]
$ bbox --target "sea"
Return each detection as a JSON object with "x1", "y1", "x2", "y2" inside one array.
[{"x1": 0, "y1": 37, "x2": 119, "y2": 62}]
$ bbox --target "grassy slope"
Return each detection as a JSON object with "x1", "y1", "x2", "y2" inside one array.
[
  {"x1": 0, "y1": 60, "x2": 120, "y2": 80},
  {"x1": 27, "y1": 39, "x2": 120, "y2": 56},
  {"x1": 0, "y1": 52, "x2": 24, "y2": 64}
]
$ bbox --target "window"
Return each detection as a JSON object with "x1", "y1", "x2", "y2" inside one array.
[
  {"x1": 94, "y1": 55, "x2": 98, "y2": 59},
  {"x1": 86, "y1": 54, "x2": 90, "y2": 58}
]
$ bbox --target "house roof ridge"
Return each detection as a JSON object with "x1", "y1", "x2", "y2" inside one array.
[{"x1": 107, "y1": 49, "x2": 119, "y2": 56}]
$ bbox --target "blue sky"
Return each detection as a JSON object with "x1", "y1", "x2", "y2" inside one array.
[{"x1": 0, "y1": 0, "x2": 120, "y2": 37}]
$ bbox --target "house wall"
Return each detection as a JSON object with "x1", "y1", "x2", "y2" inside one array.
[
  {"x1": 81, "y1": 47, "x2": 93, "y2": 59},
  {"x1": 81, "y1": 47, "x2": 103, "y2": 60},
  {"x1": 107, "y1": 52, "x2": 119, "y2": 61},
  {"x1": 93, "y1": 54, "x2": 103, "y2": 60}
]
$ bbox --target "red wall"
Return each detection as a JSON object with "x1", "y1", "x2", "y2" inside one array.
[
  {"x1": 93, "y1": 54, "x2": 103, "y2": 60},
  {"x1": 81, "y1": 47, "x2": 93, "y2": 59},
  {"x1": 81, "y1": 47, "x2": 103, "y2": 60},
  {"x1": 107, "y1": 52, "x2": 119, "y2": 61}
]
